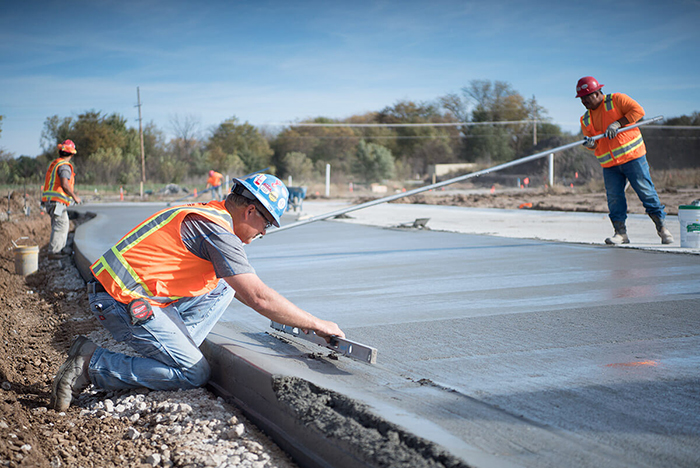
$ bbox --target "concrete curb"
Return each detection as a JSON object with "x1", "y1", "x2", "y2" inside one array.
[{"x1": 201, "y1": 336, "x2": 369, "y2": 468}]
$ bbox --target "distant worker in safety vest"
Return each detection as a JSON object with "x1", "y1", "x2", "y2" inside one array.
[
  {"x1": 576, "y1": 76, "x2": 673, "y2": 245},
  {"x1": 206, "y1": 170, "x2": 224, "y2": 200},
  {"x1": 41, "y1": 139, "x2": 82, "y2": 259},
  {"x1": 50, "y1": 173, "x2": 345, "y2": 411}
]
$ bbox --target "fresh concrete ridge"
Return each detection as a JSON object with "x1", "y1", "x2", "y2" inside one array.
[{"x1": 72, "y1": 201, "x2": 700, "y2": 468}]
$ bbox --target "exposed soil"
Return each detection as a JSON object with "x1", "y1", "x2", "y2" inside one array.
[{"x1": 387, "y1": 186, "x2": 699, "y2": 216}]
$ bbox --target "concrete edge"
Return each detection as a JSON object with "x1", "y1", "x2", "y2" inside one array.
[
  {"x1": 200, "y1": 337, "x2": 371, "y2": 468},
  {"x1": 71, "y1": 210, "x2": 97, "y2": 283},
  {"x1": 200, "y1": 333, "x2": 476, "y2": 468}
]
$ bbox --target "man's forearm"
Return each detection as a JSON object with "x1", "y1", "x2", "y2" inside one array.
[
  {"x1": 60, "y1": 178, "x2": 78, "y2": 201},
  {"x1": 228, "y1": 273, "x2": 344, "y2": 338},
  {"x1": 239, "y1": 285, "x2": 320, "y2": 330}
]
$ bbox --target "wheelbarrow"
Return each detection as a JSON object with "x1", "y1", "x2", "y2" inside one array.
[{"x1": 287, "y1": 186, "x2": 307, "y2": 212}]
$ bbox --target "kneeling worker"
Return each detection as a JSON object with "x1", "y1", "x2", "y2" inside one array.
[{"x1": 51, "y1": 173, "x2": 344, "y2": 411}]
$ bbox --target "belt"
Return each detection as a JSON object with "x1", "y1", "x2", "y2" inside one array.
[{"x1": 87, "y1": 281, "x2": 107, "y2": 295}]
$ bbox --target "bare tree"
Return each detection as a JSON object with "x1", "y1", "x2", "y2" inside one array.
[{"x1": 169, "y1": 114, "x2": 202, "y2": 155}]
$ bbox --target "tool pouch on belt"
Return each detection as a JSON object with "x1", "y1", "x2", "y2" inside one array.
[
  {"x1": 127, "y1": 298, "x2": 154, "y2": 326},
  {"x1": 46, "y1": 202, "x2": 65, "y2": 217}
]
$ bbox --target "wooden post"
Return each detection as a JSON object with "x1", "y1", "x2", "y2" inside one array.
[{"x1": 137, "y1": 87, "x2": 146, "y2": 198}]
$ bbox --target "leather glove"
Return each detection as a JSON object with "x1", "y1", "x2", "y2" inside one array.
[
  {"x1": 605, "y1": 121, "x2": 621, "y2": 139},
  {"x1": 582, "y1": 136, "x2": 597, "y2": 149}
]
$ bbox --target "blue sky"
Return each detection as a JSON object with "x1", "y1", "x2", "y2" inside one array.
[{"x1": 1, "y1": 0, "x2": 699, "y2": 157}]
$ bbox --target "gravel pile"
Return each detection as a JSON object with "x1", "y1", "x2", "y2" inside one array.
[{"x1": 69, "y1": 385, "x2": 294, "y2": 468}]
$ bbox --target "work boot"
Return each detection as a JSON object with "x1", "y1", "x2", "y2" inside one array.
[
  {"x1": 48, "y1": 252, "x2": 69, "y2": 260},
  {"x1": 50, "y1": 336, "x2": 97, "y2": 411},
  {"x1": 605, "y1": 221, "x2": 629, "y2": 245},
  {"x1": 48, "y1": 246, "x2": 73, "y2": 260},
  {"x1": 657, "y1": 227, "x2": 674, "y2": 244},
  {"x1": 605, "y1": 232, "x2": 630, "y2": 245},
  {"x1": 649, "y1": 214, "x2": 674, "y2": 244}
]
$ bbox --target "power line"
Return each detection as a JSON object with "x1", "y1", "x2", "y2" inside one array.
[
  {"x1": 290, "y1": 132, "x2": 568, "y2": 140},
  {"x1": 278, "y1": 120, "x2": 535, "y2": 127},
  {"x1": 262, "y1": 120, "x2": 699, "y2": 130}
]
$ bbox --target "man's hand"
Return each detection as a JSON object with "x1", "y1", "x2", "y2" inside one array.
[
  {"x1": 582, "y1": 136, "x2": 597, "y2": 149},
  {"x1": 311, "y1": 319, "x2": 345, "y2": 342},
  {"x1": 605, "y1": 121, "x2": 621, "y2": 139}
]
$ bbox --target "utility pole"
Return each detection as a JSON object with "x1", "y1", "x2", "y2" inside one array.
[
  {"x1": 532, "y1": 95, "x2": 537, "y2": 146},
  {"x1": 136, "y1": 87, "x2": 146, "y2": 198}
]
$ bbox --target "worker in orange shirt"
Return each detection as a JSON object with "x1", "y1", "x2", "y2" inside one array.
[
  {"x1": 576, "y1": 76, "x2": 673, "y2": 245},
  {"x1": 206, "y1": 170, "x2": 224, "y2": 200},
  {"x1": 41, "y1": 139, "x2": 82, "y2": 259}
]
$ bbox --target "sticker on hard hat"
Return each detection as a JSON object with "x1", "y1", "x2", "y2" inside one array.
[
  {"x1": 253, "y1": 174, "x2": 265, "y2": 186},
  {"x1": 278, "y1": 198, "x2": 286, "y2": 209},
  {"x1": 269, "y1": 191, "x2": 278, "y2": 202},
  {"x1": 260, "y1": 183, "x2": 271, "y2": 194}
]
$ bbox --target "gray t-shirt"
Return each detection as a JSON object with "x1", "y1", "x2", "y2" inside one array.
[
  {"x1": 180, "y1": 214, "x2": 255, "y2": 278},
  {"x1": 57, "y1": 163, "x2": 72, "y2": 179}
]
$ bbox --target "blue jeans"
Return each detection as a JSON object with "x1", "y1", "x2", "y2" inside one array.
[
  {"x1": 603, "y1": 155, "x2": 666, "y2": 225},
  {"x1": 87, "y1": 279, "x2": 235, "y2": 391}
]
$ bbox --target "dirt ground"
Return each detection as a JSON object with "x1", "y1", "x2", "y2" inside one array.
[
  {"x1": 1, "y1": 185, "x2": 697, "y2": 467},
  {"x1": 387, "y1": 185, "x2": 699, "y2": 216}
]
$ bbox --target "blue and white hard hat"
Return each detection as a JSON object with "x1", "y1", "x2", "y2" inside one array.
[{"x1": 231, "y1": 173, "x2": 288, "y2": 227}]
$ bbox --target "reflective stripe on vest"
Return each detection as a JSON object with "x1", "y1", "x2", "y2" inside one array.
[
  {"x1": 595, "y1": 133, "x2": 644, "y2": 166},
  {"x1": 604, "y1": 94, "x2": 614, "y2": 111},
  {"x1": 41, "y1": 159, "x2": 73, "y2": 204},
  {"x1": 91, "y1": 203, "x2": 232, "y2": 305}
]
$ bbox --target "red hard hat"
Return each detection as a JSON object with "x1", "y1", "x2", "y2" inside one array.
[
  {"x1": 575, "y1": 76, "x2": 604, "y2": 98},
  {"x1": 57, "y1": 139, "x2": 77, "y2": 154}
]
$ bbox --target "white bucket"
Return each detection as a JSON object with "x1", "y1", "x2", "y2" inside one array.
[
  {"x1": 14, "y1": 245, "x2": 39, "y2": 275},
  {"x1": 679, "y1": 205, "x2": 700, "y2": 249}
]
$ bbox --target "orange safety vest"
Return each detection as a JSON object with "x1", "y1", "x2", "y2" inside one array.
[
  {"x1": 580, "y1": 93, "x2": 646, "y2": 168},
  {"x1": 41, "y1": 158, "x2": 75, "y2": 205},
  {"x1": 207, "y1": 172, "x2": 223, "y2": 187},
  {"x1": 90, "y1": 201, "x2": 234, "y2": 305}
]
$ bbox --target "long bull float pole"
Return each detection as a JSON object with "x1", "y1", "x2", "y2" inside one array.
[{"x1": 269, "y1": 116, "x2": 663, "y2": 235}]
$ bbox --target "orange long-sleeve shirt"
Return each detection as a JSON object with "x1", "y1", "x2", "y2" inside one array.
[{"x1": 581, "y1": 93, "x2": 644, "y2": 138}]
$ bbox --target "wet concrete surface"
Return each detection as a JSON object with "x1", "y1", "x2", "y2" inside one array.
[{"x1": 71, "y1": 201, "x2": 700, "y2": 468}]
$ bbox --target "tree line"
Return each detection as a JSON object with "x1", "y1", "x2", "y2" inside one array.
[{"x1": 1, "y1": 80, "x2": 698, "y2": 188}]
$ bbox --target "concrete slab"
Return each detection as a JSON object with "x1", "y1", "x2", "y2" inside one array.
[
  {"x1": 71, "y1": 201, "x2": 700, "y2": 468},
  {"x1": 293, "y1": 200, "x2": 697, "y2": 254}
]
